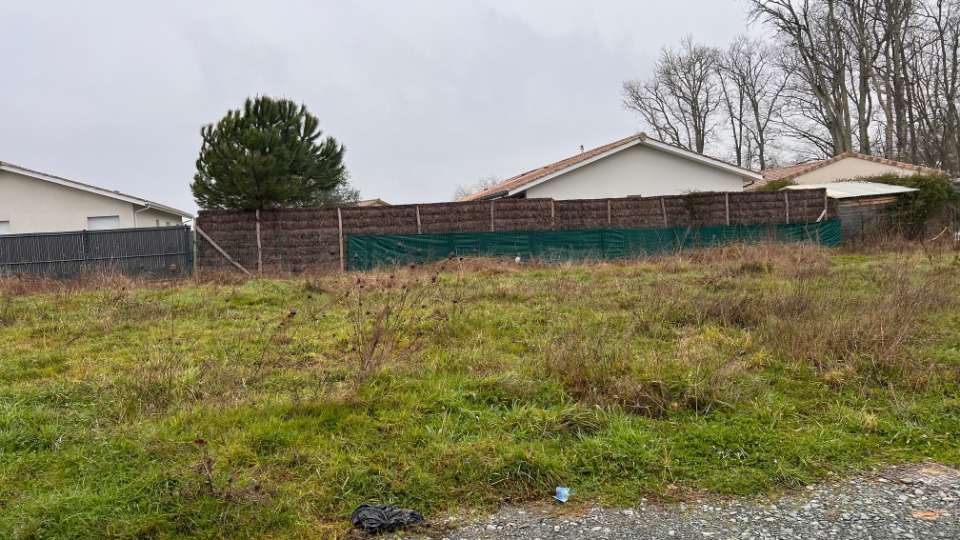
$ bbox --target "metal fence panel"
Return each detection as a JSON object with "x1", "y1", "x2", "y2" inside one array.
[{"x1": 0, "y1": 226, "x2": 193, "y2": 278}]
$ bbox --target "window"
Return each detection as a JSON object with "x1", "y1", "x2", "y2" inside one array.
[
  {"x1": 0, "y1": 221, "x2": 9, "y2": 235},
  {"x1": 166, "y1": 222, "x2": 171, "y2": 226},
  {"x1": 156, "y1": 219, "x2": 160, "y2": 227},
  {"x1": 87, "y1": 215, "x2": 121, "y2": 230}
]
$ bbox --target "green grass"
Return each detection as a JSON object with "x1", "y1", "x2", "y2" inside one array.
[{"x1": 1, "y1": 245, "x2": 959, "y2": 538}]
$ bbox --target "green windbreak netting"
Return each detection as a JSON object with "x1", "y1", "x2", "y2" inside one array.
[{"x1": 347, "y1": 219, "x2": 842, "y2": 271}]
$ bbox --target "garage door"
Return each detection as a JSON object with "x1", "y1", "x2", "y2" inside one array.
[{"x1": 87, "y1": 215, "x2": 121, "y2": 230}]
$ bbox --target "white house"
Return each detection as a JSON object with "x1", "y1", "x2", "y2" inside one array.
[
  {"x1": 459, "y1": 133, "x2": 760, "y2": 201},
  {"x1": 0, "y1": 161, "x2": 192, "y2": 235},
  {"x1": 753, "y1": 151, "x2": 944, "y2": 190}
]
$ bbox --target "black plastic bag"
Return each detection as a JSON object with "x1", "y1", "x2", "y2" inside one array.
[{"x1": 350, "y1": 504, "x2": 425, "y2": 534}]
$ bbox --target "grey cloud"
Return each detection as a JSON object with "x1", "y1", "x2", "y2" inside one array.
[{"x1": 1, "y1": 0, "x2": 750, "y2": 212}]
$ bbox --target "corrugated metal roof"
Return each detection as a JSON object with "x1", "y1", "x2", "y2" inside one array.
[{"x1": 783, "y1": 181, "x2": 918, "y2": 199}]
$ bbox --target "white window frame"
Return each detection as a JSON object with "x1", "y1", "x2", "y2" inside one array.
[{"x1": 87, "y1": 215, "x2": 121, "y2": 230}]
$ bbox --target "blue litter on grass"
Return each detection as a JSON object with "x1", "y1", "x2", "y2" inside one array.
[{"x1": 554, "y1": 487, "x2": 571, "y2": 502}]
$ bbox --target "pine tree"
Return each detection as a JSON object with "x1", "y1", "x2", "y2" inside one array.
[{"x1": 191, "y1": 96, "x2": 352, "y2": 209}]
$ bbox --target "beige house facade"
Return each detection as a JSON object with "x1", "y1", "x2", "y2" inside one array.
[
  {"x1": 0, "y1": 161, "x2": 192, "y2": 235},
  {"x1": 754, "y1": 152, "x2": 944, "y2": 190},
  {"x1": 460, "y1": 133, "x2": 760, "y2": 202}
]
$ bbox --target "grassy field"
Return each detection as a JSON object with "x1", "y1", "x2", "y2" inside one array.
[{"x1": 1, "y1": 244, "x2": 959, "y2": 539}]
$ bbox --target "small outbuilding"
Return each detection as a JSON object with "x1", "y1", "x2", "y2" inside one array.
[
  {"x1": 783, "y1": 181, "x2": 918, "y2": 240},
  {"x1": 459, "y1": 133, "x2": 761, "y2": 201}
]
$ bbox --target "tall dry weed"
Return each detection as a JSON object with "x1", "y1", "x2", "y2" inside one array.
[
  {"x1": 692, "y1": 254, "x2": 960, "y2": 386},
  {"x1": 343, "y1": 264, "x2": 456, "y2": 382}
]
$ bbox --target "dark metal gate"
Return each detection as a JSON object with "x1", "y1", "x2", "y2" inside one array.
[{"x1": 0, "y1": 226, "x2": 194, "y2": 278}]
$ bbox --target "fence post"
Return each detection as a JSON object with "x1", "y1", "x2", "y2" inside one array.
[
  {"x1": 194, "y1": 226, "x2": 252, "y2": 276},
  {"x1": 337, "y1": 207, "x2": 345, "y2": 272},
  {"x1": 550, "y1": 200, "x2": 555, "y2": 229},
  {"x1": 81, "y1": 230, "x2": 90, "y2": 273},
  {"x1": 607, "y1": 199, "x2": 612, "y2": 226},
  {"x1": 186, "y1": 226, "x2": 196, "y2": 275},
  {"x1": 415, "y1": 205, "x2": 422, "y2": 234},
  {"x1": 784, "y1": 191, "x2": 790, "y2": 224},
  {"x1": 661, "y1": 197, "x2": 668, "y2": 227},
  {"x1": 255, "y1": 209, "x2": 263, "y2": 274},
  {"x1": 490, "y1": 201, "x2": 495, "y2": 232},
  {"x1": 725, "y1": 193, "x2": 731, "y2": 226}
]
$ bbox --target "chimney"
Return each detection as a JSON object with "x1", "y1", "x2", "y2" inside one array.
[{"x1": 580, "y1": 145, "x2": 585, "y2": 154}]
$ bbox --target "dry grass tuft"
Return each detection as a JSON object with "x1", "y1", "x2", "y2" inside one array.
[
  {"x1": 689, "y1": 253, "x2": 960, "y2": 386},
  {"x1": 668, "y1": 242, "x2": 832, "y2": 279},
  {"x1": 540, "y1": 314, "x2": 744, "y2": 418}
]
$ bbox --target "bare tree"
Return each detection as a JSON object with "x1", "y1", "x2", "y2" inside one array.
[
  {"x1": 838, "y1": 0, "x2": 887, "y2": 153},
  {"x1": 749, "y1": 0, "x2": 855, "y2": 156},
  {"x1": 452, "y1": 175, "x2": 502, "y2": 201},
  {"x1": 870, "y1": 0, "x2": 920, "y2": 159},
  {"x1": 717, "y1": 36, "x2": 789, "y2": 169},
  {"x1": 623, "y1": 36, "x2": 723, "y2": 153},
  {"x1": 620, "y1": 0, "x2": 958, "y2": 175},
  {"x1": 913, "y1": 0, "x2": 960, "y2": 174}
]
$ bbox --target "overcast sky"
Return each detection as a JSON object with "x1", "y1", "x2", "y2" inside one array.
[{"x1": 2, "y1": 1, "x2": 754, "y2": 214}]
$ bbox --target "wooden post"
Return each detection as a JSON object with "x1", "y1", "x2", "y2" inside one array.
[
  {"x1": 490, "y1": 201, "x2": 495, "y2": 232},
  {"x1": 550, "y1": 200, "x2": 555, "y2": 228},
  {"x1": 415, "y1": 205, "x2": 422, "y2": 234},
  {"x1": 725, "y1": 193, "x2": 730, "y2": 226},
  {"x1": 607, "y1": 199, "x2": 612, "y2": 226},
  {"x1": 255, "y1": 209, "x2": 263, "y2": 274},
  {"x1": 337, "y1": 208, "x2": 345, "y2": 271},
  {"x1": 784, "y1": 191, "x2": 790, "y2": 224},
  {"x1": 823, "y1": 190, "x2": 829, "y2": 220},
  {"x1": 661, "y1": 197, "x2": 668, "y2": 227},
  {"x1": 194, "y1": 226, "x2": 252, "y2": 276}
]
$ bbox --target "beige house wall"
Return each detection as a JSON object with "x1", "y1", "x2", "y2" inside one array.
[
  {"x1": 0, "y1": 169, "x2": 184, "y2": 234},
  {"x1": 135, "y1": 207, "x2": 184, "y2": 228},
  {"x1": 523, "y1": 145, "x2": 746, "y2": 200},
  {"x1": 792, "y1": 156, "x2": 921, "y2": 185}
]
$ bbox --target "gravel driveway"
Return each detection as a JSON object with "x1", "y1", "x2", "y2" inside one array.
[{"x1": 384, "y1": 462, "x2": 959, "y2": 540}]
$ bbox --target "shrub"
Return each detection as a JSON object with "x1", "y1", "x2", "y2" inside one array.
[
  {"x1": 755, "y1": 179, "x2": 797, "y2": 192},
  {"x1": 858, "y1": 172, "x2": 960, "y2": 238}
]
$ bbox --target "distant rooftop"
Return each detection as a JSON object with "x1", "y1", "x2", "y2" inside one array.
[
  {"x1": 357, "y1": 198, "x2": 390, "y2": 207},
  {"x1": 460, "y1": 133, "x2": 762, "y2": 202},
  {"x1": 755, "y1": 151, "x2": 944, "y2": 189}
]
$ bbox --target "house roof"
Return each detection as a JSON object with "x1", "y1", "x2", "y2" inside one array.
[
  {"x1": 459, "y1": 133, "x2": 762, "y2": 202},
  {"x1": 757, "y1": 151, "x2": 944, "y2": 187},
  {"x1": 0, "y1": 161, "x2": 194, "y2": 218},
  {"x1": 782, "y1": 181, "x2": 918, "y2": 199},
  {"x1": 357, "y1": 198, "x2": 390, "y2": 207}
]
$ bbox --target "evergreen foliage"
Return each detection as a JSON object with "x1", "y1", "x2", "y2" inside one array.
[
  {"x1": 755, "y1": 179, "x2": 797, "y2": 192},
  {"x1": 864, "y1": 172, "x2": 959, "y2": 237},
  {"x1": 191, "y1": 96, "x2": 352, "y2": 209}
]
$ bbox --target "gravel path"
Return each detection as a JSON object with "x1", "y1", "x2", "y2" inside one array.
[{"x1": 384, "y1": 462, "x2": 959, "y2": 540}]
